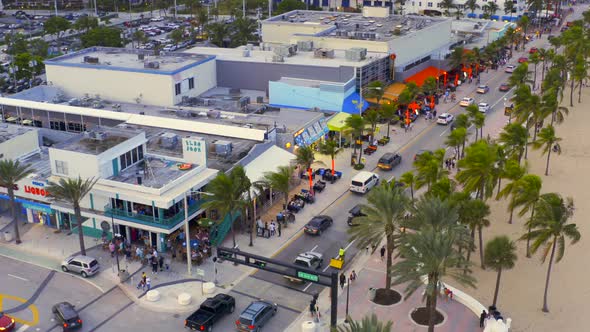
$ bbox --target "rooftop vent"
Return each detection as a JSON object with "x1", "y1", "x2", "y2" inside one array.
[
  {"x1": 160, "y1": 132, "x2": 179, "y2": 149},
  {"x1": 272, "y1": 55, "x2": 284, "y2": 62},
  {"x1": 345, "y1": 48, "x2": 367, "y2": 61},
  {"x1": 83, "y1": 56, "x2": 99, "y2": 64},
  {"x1": 297, "y1": 40, "x2": 314, "y2": 52},
  {"x1": 138, "y1": 54, "x2": 145, "y2": 60},
  {"x1": 314, "y1": 48, "x2": 335, "y2": 59},
  {"x1": 144, "y1": 61, "x2": 160, "y2": 69}
]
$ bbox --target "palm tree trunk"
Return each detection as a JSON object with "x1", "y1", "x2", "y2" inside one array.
[
  {"x1": 464, "y1": 228, "x2": 475, "y2": 274},
  {"x1": 578, "y1": 81, "x2": 583, "y2": 103},
  {"x1": 410, "y1": 185, "x2": 414, "y2": 201},
  {"x1": 542, "y1": 237, "x2": 557, "y2": 312},
  {"x1": 74, "y1": 205, "x2": 86, "y2": 256},
  {"x1": 526, "y1": 205, "x2": 535, "y2": 258},
  {"x1": 8, "y1": 188, "x2": 21, "y2": 244},
  {"x1": 524, "y1": 125, "x2": 529, "y2": 160},
  {"x1": 497, "y1": 177, "x2": 502, "y2": 197},
  {"x1": 428, "y1": 276, "x2": 439, "y2": 332},
  {"x1": 478, "y1": 226, "x2": 485, "y2": 269},
  {"x1": 358, "y1": 135, "x2": 363, "y2": 165},
  {"x1": 508, "y1": 205, "x2": 514, "y2": 224},
  {"x1": 385, "y1": 235, "x2": 394, "y2": 289},
  {"x1": 533, "y1": 64, "x2": 537, "y2": 90},
  {"x1": 492, "y1": 268, "x2": 502, "y2": 307},
  {"x1": 570, "y1": 79, "x2": 575, "y2": 107},
  {"x1": 229, "y1": 211, "x2": 236, "y2": 248},
  {"x1": 545, "y1": 147, "x2": 552, "y2": 176},
  {"x1": 541, "y1": 61, "x2": 546, "y2": 83}
]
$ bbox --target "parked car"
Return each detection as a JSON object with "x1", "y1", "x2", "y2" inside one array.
[
  {"x1": 304, "y1": 215, "x2": 333, "y2": 235},
  {"x1": 476, "y1": 85, "x2": 489, "y2": 94},
  {"x1": 61, "y1": 255, "x2": 99, "y2": 278},
  {"x1": 478, "y1": 102, "x2": 490, "y2": 113},
  {"x1": 347, "y1": 204, "x2": 366, "y2": 226},
  {"x1": 377, "y1": 152, "x2": 402, "y2": 171},
  {"x1": 52, "y1": 302, "x2": 82, "y2": 331},
  {"x1": 293, "y1": 251, "x2": 323, "y2": 269},
  {"x1": 184, "y1": 294, "x2": 235, "y2": 331},
  {"x1": 236, "y1": 300, "x2": 278, "y2": 332},
  {"x1": 151, "y1": 16, "x2": 165, "y2": 22},
  {"x1": 437, "y1": 113, "x2": 454, "y2": 125},
  {"x1": 505, "y1": 65, "x2": 516, "y2": 73},
  {"x1": 0, "y1": 312, "x2": 15, "y2": 332},
  {"x1": 529, "y1": 47, "x2": 538, "y2": 54},
  {"x1": 459, "y1": 97, "x2": 474, "y2": 107},
  {"x1": 518, "y1": 57, "x2": 528, "y2": 63}
]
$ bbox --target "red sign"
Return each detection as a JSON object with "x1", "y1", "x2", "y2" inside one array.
[{"x1": 23, "y1": 185, "x2": 49, "y2": 197}]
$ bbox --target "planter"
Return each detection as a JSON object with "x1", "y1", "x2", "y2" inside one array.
[
  {"x1": 369, "y1": 288, "x2": 402, "y2": 306},
  {"x1": 4, "y1": 231, "x2": 13, "y2": 242},
  {"x1": 410, "y1": 307, "x2": 444, "y2": 326}
]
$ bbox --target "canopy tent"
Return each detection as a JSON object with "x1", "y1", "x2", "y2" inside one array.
[
  {"x1": 404, "y1": 66, "x2": 443, "y2": 86},
  {"x1": 327, "y1": 112, "x2": 351, "y2": 132},
  {"x1": 364, "y1": 82, "x2": 406, "y2": 104},
  {"x1": 341, "y1": 92, "x2": 369, "y2": 114}
]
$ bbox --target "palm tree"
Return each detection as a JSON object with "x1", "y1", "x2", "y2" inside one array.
[
  {"x1": 472, "y1": 112, "x2": 486, "y2": 141},
  {"x1": 529, "y1": 52, "x2": 541, "y2": 89},
  {"x1": 393, "y1": 219, "x2": 475, "y2": 332},
  {"x1": 511, "y1": 174, "x2": 543, "y2": 257},
  {"x1": 439, "y1": 0, "x2": 456, "y2": 16},
  {"x1": 457, "y1": 141, "x2": 499, "y2": 200},
  {"x1": 498, "y1": 123, "x2": 528, "y2": 164},
  {"x1": 231, "y1": 17, "x2": 257, "y2": 47},
  {"x1": 295, "y1": 146, "x2": 315, "y2": 173},
  {"x1": 542, "y1": 88, "x2": 569, "y2": 126},
  {"x1": 0, "y1": 160, "x2": 34, "y2": 244},
  {"x1": 46, "y1": 177, "x2": 97, "y2": 256},
  {"x1": 445, "y1": 128, "x2": 463, "y2": 161},
  {"x1": 414, "y1": 149, "x2": 447, "y2": 192},
  {"x1": 422, "y1": 77, "x2": 437, "y2": 96},
  {"x1": 380, "y1": 101, "x2": 398, "y2": 138},
  {"x1": 520, "y1": 193, "x2": 579, "y2": 313},
  {"x1": 538, "y1": 47, "x2": 550, "y2": 83},
  {"x1": 318, "y1": 139, "x2": 341, "y2": 177},
  {"x1": 261, "y1": 165, "x2": 294, "y2": 220},
  {"x1": 572, "y1": 54, "x2": 588, "y2": 104},
  {"x1": 206, "y1": 22, "x2": 229, "y2": 47},
  {"x1": 365, "y1": 80, "x2": 385, "y2": 105},
  {"x1": 348, "y1": 182, "x2": 408, "y2": 290},
  {"x1": 484, "y1": 2, "x2": 499, "y2": 19},
  {"x1": 364, "y1": 109, "x2": 380, "y2": 142},
  {"x1": 503, "y1": 0, "x2": 515, "y2": 21},
  {"x1": 462, "y1": 199, "x2": 491, "y2": 269},
  {"x1": 509, "y1": 63, "x2": 532, "y2": 87},
  {"x1": 484, "y1": 236, "x2": 517, "y2": 307},
  {"x1": 497, "y1": 159, "x2": 527, "y2": 224},
  {"x1": 345, "y1": 114, "x2": 366, "y2": 165},
  {"x1": 400, "y1": 171, "x2": 417, "y2": 201},
  {"x1": 338, "y1": 313, "x2": 393, "y2": 332},
  {"x1": 466, "y1": 0, "x2": 480, "y2": 14},
  {"x1": 530, "y1": 125, "x2": 561, "y2": 176},
  {"x1": 448, "y1": 46, "x2": 465, "y2": 70}
]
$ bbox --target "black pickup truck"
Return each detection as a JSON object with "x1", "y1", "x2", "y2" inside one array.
[{"x1": 185, "y1": 294, "x2": 235, "y2": 331}]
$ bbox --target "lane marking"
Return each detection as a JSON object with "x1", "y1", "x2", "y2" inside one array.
[
  {"x1": 16, "y1": 324, "x2": 29, "y2": 332},
  {"x1": 439, "y1": 128, "x2": 449, "y2": 137},
  {"x1": 302, "y1": 283, "x2": 313, "y2": 292},
  {"x1": 310, "y1": 245, "x2": 318, "y2": 252},
  {"x1": 0, "y1": 294, "x2": 39, "y2": 326},
  {"x1": 7, "y1": 274, "x2": 29, "y2": 282},
  {"x1": 322, "y1": 239, "x2": 357, "y2": 272}
]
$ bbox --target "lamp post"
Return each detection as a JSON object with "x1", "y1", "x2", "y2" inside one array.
[
  {"x1": 344, "y1": 276, "x2": 350, "y2": 323},
  {"x1": 111, "y1": 214, "x2": 121, "y2": 274},
  {"x1": 183, "y1": 192, "x2": 192, "y2": 276}
]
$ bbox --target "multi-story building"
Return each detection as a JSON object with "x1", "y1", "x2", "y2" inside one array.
[{"x1": 403, "y1": 0, "x2": 528, "y2": 21}]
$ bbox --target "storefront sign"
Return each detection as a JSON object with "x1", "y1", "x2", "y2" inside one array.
[
  {"x1": 0, "y1": 178, "x2": 51, "y2": 203},
  {"x1": 21, "y1": 201, "x2": 53, "y2": 214},
  {"x1": 182, "y1": 136, "x2": 207, "y2": 166},
  {"x1": 294, "y1": 119, "x2": 329, "y2": 146},
  {"x1": 23, "y1": 185, "x2": 49, "y2": 197}
]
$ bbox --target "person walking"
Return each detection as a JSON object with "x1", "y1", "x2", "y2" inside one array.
[
  {"x1": 277, "y1": 221, "x2": 282, "y2": 237},
  {"x1": 264, "y1": 222, "x2": 269, "y2": 238},
  {"x1": 339, "y1": 273, "x2": 346, "y2": 289},
  {"x1": 145, "y1": 277, "x2": 151, "y2": 291},
  {"x1": 151, "y1": 256, "x2": 158, "y2": 274},
  {"x1": 109, "y1": 241, "x2": 115, "y2": 257},
  {"x1": 480, "y1": 310, "x2": 487, "y2": 328},
  {"x1": 380, "y1": 246, "x2": 386, "y2": 261},
  {"x1": 350, "y1": 270, "x2": 357, "y2": 283},
  {"x1": 158, "y1": 255, "x2": 165, "y2": 271},
  {"x1": 269, "y1": 221, "x2": 276, "y2": 236}
]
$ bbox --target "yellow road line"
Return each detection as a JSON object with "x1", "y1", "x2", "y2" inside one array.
[{"x1": 0, "y1": 294, "x2": 39, "y2": 326}]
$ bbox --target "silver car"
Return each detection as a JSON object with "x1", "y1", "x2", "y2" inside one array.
[{"x1": 61, "y1": 255, "x2": 100, "y2": 278}]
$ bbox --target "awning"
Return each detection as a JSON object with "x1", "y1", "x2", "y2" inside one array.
[
  {"x1": 404, "y1": 66, "x2": 443, "y2": 86},
  {"x1": 467, "y1": 13, "x2": 477, "y2": 18},
  {"x1": 364, "y1": 82, "x2": 406, "y2": 104},
  {"x1": 342, "y1": 92, "x2": 369, "y2": 114},
  {"x1": 327, "y1": 112, "x2": 350, "y2": 132},
  {"x1": 243, "y1": 146, "x2": 295, "y2": 196}
]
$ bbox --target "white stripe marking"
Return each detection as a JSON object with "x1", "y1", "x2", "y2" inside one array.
[
  {"x1": 8, "y1": 274, "x2": 29, "y2": 281},
  {"x1": 303, "y1": 282, "x2": 313, "y2": 292},
  {"x1": 322, "y1": 240, "x2": 357, "y2": 272},
  {"x1": 440, "y1": 128, "x2": 449, "y2": 137},
  {"x1": 310, "y1": 245, "x2": 318, "y2": 252},
  {"x1": 16, "y1": 324, "x2": 29, "y2": 332}
]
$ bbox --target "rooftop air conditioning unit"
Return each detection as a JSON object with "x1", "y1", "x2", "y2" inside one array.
[
  {"x1": 274, "y1": 45, "x2": 290, "y2": 57},
  {"x1": 83, "y1": 56, "x2": 99, "y2": 64},
  {"x1": 287, "y1": 44, "x2": 297, "y2": 56},
  {"x1": 144, "y1": 61, "x2": 160, "y2": 69},
  {"x1": 297, "y1": 40, "x2": 314, "y2": 51},
  {"x1": 314, "y1": 48, "x2": 335, "y2": 59},
  {"x1": 138, "y1": 54, "x2": 145, "y2": 60},
  {"x1": 345, "y1": 48, "x2": 367, "y2": 61},
  {"x1": 160, "y1": 132, "x2": 179, "y2": 149},
  {"x1": 214, "y1": 140, "x2": 233, "y2": 157}
]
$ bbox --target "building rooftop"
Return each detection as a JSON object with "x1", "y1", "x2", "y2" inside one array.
[
  {"x1": 108, "y1": 154, "x2": 196, "y2": 189},
  {"x1": 184, "y1": 45, "x2": 385, "y2": 68},
  {"x1": 0, "y1": 123, "x2": 35, "y2": 144},
  {"x1": 265, "y1": 10, "x2": 448, "y2": 42},
  {"x1": 53, "y1": 126, "x2": 141, "y2": 155},
  {"x1": 45, "y1": 47, "x2": 214, "y2": 75}
]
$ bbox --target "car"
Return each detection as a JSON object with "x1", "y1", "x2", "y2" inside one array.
[
  {"x1": 478, "y1": 102, "x2": 490, "y2": 113},
  {"x1": 529, "y1": 47, "x2": 538, "y2": 54},
  {"x1": 476, "y1": 85, "x2": 489, "y2": 94},
  {"x1": 236, "y1": 300, "x2": 277, "y2": 332},
  {"x1": 151, "y1": 16, "x2": 165, "y2": 22},
  {"x1": 304, "y1": 215, "x2": 333, "y2": 235},
  {"x1": 61, "y1": 254, "x2": 99, "y2": 278},
  {"x1": 518, "y1": 57, "x2": 528, "y2": 63},
  {"x1": 0, "y1": 312, "x2": 15, "y2": 331},
  {"x1": 185, "y1": 294, "x2": 235, "y2": 331},
  {"x1": 459, "y1": 97, "x2": 474, "y2": 107},
  {"x1": 52, "y1": 302, "x2": 82, "y2": 331},
  {"x1": 347, "y1": 204, "x2": 366, "y2": 226},
  {"x1": 499, "y1": 83, "x2": 511, "y2": 92},
  {"x1": 377, "y1": 153, "x2": 402, "y2": 170},
  {"x1": 414, "y1": 149, "x2": 431, "y2": 160},
  {"x1": 505, "y1": 65, "x2": 516, "y2": 73},
  {"x1": 293, "y1": 251, "x2": 323, "y2": 269},
  {"x1": 437, "y1": 113, "x2": 454, "y2": 125}
]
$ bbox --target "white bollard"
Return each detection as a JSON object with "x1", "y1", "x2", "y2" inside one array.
[
  {"x1": 301, "y1": 321, "x2": 316, "y2": 332},
  {"x1": 178, "y1": 293, "x2": 192, "y2": 306},
  {"x1": 146, "y1": 290, "x2": 160, "y2": 302},
  {"x1": 203, "y1": 282, "x2": 216, "y2": 294}
]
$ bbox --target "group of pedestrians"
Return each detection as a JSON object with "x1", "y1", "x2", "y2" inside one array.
[
  {"x1": 445, "y1": 158, "x2": 456, "y2": 170},
  {"x1": 339, "y1": 270, "x2": 357, "y2": 289},
  {"x1": 136, "y1": 271, "x2": 151, "y2": 291},
  {"x1": 256, "y1": 219, "x2": 282, "y2": 238}
]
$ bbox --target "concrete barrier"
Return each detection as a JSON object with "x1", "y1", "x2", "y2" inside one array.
[
  {"x1": 178, "y1": 293, "x2": 192, "y2": 306},
  {"x1": 420, "y1": 276, "x2": 486, "y2": 317},
  {"x1": 301, "y1": 321, "x2": 316, "y2": 332},
  {"x1": 4, "y1": 231, "x2": 13, "y2": 242},
  {"x1": 146, "y1": 290, "x2": 160, "y2": 302},
  {"x1": 203, "y1": 282, "x2": 215, "y2": 294}
]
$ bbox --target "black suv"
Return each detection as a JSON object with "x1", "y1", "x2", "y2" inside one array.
[
  {"x1": 52, "y1": 302, "x2": 82, "y2": 330},
  {"x1": 236, "y1": 300, "x2": 277, "y2": 331},
  {"x1": 347, "y1": 204, "x2": 366, "y2": 226}
]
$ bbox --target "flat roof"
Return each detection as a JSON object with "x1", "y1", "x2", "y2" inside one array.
[
  {"x1": 53, "y1": 126, "x2": 141, "y2": 155},
  {"x1": 184, "y1": 45, "x2": 386, "y2": 68},
  {"x1": 45, "y1": 47, "x2": 215, "y2": 75},
  {"x1": 108, "y1": 154, "x2": 196, "y2": 189},
  {"x1": 265, "y1": 10, "x2": 448, "y2": 42},
  {"x1": 0, "y1": 123, "x2": 35, "y2": 144}
]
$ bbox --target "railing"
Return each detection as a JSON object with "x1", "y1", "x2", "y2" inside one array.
[
  {"x1": 210, "y1": 211, "x2": 241, "y2": 247},
  {"x1": 103, "y1": 200, "x2": 203, "y2": 230}
]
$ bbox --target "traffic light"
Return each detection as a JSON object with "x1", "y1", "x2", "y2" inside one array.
[{"x1": 253, "y1": 260, "x2": 266, "y2": 268}]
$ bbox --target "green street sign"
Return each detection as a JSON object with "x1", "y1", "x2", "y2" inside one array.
[{"x1": 297, "y1": 271, "x2": 319, "y2": 282}]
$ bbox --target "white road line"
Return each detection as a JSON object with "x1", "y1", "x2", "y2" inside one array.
[
  {"x1": 439, "y1": 128, "x2": 449, "y2": 137},
  {"x1": 322, "y1": 239, "x2": 358, "y2": 272},
  {"x1": 302, "y1": 282, "x2": 313, "y2": 292},
  {"x1": 310, "y1": 245, "x2": 318, "y2": 252},
  {"x1": 7, "y1": 274, "x2": 29, "y2": 281},
  {"x1": 343, "y1": 239, "x2": 356, "y2": 251},
  {"x1": 490, "y1": 89, "x2": 515, "y2": 109},
  {"x1": 16, "y1": 324, "x2": 29, "y2": 332}
]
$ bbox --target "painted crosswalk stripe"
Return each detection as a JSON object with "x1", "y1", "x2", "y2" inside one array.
[{"x1": 16, "y1": 324, "x2": 29, "y2": 332}]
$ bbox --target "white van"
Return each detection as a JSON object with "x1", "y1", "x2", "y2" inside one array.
[{"x1": 350, "y1": 171, "x2": 380, "y2": 194}]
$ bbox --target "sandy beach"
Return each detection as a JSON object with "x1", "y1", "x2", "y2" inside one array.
[{"x1": 461, "y1": 85, "x2": 590, "y2": 332}]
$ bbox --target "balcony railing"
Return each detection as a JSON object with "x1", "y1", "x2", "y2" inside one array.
[{"x1": 103, "y1": 200, "x2": 203, "y2": 230}]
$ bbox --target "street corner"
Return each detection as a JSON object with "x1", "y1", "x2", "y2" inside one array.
[{"x1": 0, "y1": 293, "x2": 39, "y2": 327}]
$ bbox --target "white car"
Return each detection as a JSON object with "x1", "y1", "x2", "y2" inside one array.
[
  {"x1": 505, "y1": 65, "x2": 516, "y2": 73},
  {"x1": 437, "y1": 113, "x2": 454, "y2": 125},
  {"x1": 162, "y1": 44, "x2": 177, "y2": 52},
  {"x1": 476, "y1": 85, "x2": 489, "y2": 94},
  {"x1": 459, "y1": 97, "x2": 474, "y2": 107},
  {"x1": 151, "y1": 16, "x2": 165, "y2": 22},
  {"x1": 478, "y1": 102, "x2": 490, "y2": 113}
]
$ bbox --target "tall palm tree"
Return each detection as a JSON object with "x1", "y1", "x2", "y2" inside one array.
[
  {"x1": 484, "y1": 2, "x2": 499, "y2": 18},
  {"x1": 529, "y1": 52, "x2": 541, "y2": 90},
  {"x1": 509, "y1": 63, "x2": 532, "y2": 87},
  {"x1": 348, "y1": 182, "x2": 408, "y2": 290},
  {"x1": 345, "y1": 114, "x2": 366, "y2": 165},
  {"x1": 503, "y1": 0, "x2": 515, "y2": 21},
  {"x1": 365, "y1": 80, "x2": 385, "y2": 105},
  {"x1": 498, "y1": 123, "x2": 528, "y2": 164},
  {"x1": 530, "y1": 125, "x2": 561, "y2": 176},
  {"x1": 472, "y1": 112, "x2": 486, "y2": 141},
  {"x1": 338, "y1": 313, "x2": 393, "y2": 332},
  {"x1": 497, "y1": 159, "x2": 527, "y2": 224},
  {"x1": 364, "y1": 109, "x2": 380, "y2": 142},
  {"x1": 466, "y1": 0, "x2": 480, "y2": 14},
  {"x1": 542, "y1": 88, "x2": 569, "y2": 126},
  {"x1": 439, "y1": 0, "x2": 456, "y2": 17},
  {"x1": 457, "y1": 141, "x2": 499, "y2": 200},
  {"x1": 520, "y1": 193, "x2": 579, "y2": 313},
  {"x1": 572, "y1": 54, "x2": 588, "y2": 104},
  {"x1": 318, "y1": 139, "x2": 341, "y2": 177},
  {"x1": 261, "y1": 165, "x2": 294, "y2": 221},
  {"x1": 511, "y1": 174, "x2": 543, "y2": 257},
  {"x1": 393, "y1": 216, "x2": 475, "y2": 332},
  {"x1": 484, "y1": 236, "x2": 517, "y2": 307},
  {"x1": 414, "y1": 149, "x2": 447, "y2": 192},
  {"x1": 379, "y1": 101, "x2": 398, "y2": 138},
  {"x1": 0, "y1": 160, "x2": 34, "y2": 244},
  {"x1": 445, "y1": 128, "x2": 463, "y2": 161},
  {"x1": 448, "y1": 46, "x2": 465, "y2": 70},
  {"x1": 537, "y1": 47, "x2": 550, "y2": 83},
  {"x1": 400, "y1": 171, "x2": 417, "y2": 201},
  {"x1": 463, "y1": 199, "x2": 491, "y2": 269},
  {"x1": 46, "y1": 177, "x2": 97, "y2": 256},
  {"x1": 295, "y1": 146, "x2": 315, "y2": 173}
]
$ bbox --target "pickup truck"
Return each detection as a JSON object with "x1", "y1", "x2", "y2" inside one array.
[
  {"x1": 283, "y1": 251, "x2": 323, "y2": 284},
  {"x1": 185, "y1": 294, "x2": 235, "y2": 331}
]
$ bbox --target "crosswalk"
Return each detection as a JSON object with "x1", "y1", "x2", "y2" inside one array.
[{"x1": 15, "y1": 324, "x2": 29, "y2": 332}]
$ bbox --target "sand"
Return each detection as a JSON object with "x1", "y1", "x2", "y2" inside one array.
[{"x1": 462, "y1": 86, "x2": 590, "y2": 332}]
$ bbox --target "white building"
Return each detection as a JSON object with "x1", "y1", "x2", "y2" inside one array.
[{"x1": 403, "y1": 0, "x2": 527, "y2": 21}]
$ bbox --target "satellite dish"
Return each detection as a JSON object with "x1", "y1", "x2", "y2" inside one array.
[{"x1": 100, "y1": 221, "x2": 111, "y2": 231}]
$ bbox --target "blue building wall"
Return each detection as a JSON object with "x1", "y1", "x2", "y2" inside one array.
[{"x1": 269, "y1": 79, "x2": 356, "y2": 112}]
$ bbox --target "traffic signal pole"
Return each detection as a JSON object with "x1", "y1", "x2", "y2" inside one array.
[{"x1": 330, "y1": 271, "x2": 338, "y2": 327}]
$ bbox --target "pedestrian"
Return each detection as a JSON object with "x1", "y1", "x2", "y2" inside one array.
[
  {"x1": 480, "y1": 310, "x2": 487, "y2": 328},
  {"x1": 277, "y1": 221, "x2": 282, "y2": 237},
  {"x1": 350, "y1": 270, "x2": 357, "y2": 283},
  {"x1": 270, "y1": 221, "x2": 276, "y2": 236},
  {"x1": 152, "y1": 248, "x2": 158, "y2": 259},
  {"x1": 339, "y1": 273, "x2": 346, "y2": 289},
  {"x1": 109, "y1": 241, "x2": 115, "y2": 257},
  {"x1": 145, "y1": 277, "x2": 151, "y2": 291},
  {"x1": 136, "y1": 278, "x2": 145, "y2": 289},
  {"x1": 451, "y1": 159, "x2": 456, "y2": 169},
  {"x1": 151, "y1": 256, "x2": 158, "y2": 274},
  {"x1": 264, "y1": 222, "x2": 269, "y2": 238},
  {"x1": 380, "y1": 246, "x2": 386, "y2": 261},
  {"x1": 142, "y1": 271, "x2": 147, "y2": 283},
  {"x1": 158, "y1": 255, "x2": 164, "y2": 271},
  {"x1": 433, "y1": 110, "x2": 437, "y2": 118}
]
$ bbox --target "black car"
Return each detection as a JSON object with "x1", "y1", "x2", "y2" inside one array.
[
  {"x1": 377, "y1": 153, "x2": 402, "y2": 171},
  {"x1": 52, "y1": 302, "x2": 82, "y2": 330},
  {"x1": 347, "y1": 204, "x2": 366, "y2": 226},
  {"x1": 304, "y1": 215, "x2": 333, "y2": 235},
  {"x1": 236, "y1": 300, "x2": 277, "y2": 332},
  {"x1": 185, "y1": 294, "x2": 235, "y2": 331}
]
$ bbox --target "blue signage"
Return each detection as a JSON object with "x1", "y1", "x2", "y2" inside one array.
[{"x1": 294, "y1": 119, "x2": 329, "y2": 146}]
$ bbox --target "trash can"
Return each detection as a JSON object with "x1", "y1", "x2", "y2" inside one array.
[
  {"x1": 118, "y1": 270, "x2": 129, "y2": 282},
  {"x1": 4, "y1": 231, "x2": 13, "y2": 242},
  {"x1": 368, "y1": 287, "x2": 377, "y2": 301}
]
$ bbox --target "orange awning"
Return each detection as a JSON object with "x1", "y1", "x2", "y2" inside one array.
[
  {"x1": 404, "y1": 66, "x2": 443, "y2": 86},
  {"x1": 365, "y1": 82, "x2": 406, "y2": 104}
]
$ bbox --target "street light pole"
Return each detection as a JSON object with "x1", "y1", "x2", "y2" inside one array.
[
  {"x1": 54, "y1": 0, "x2": 58, "y2": 16},
  {"x1": 184, "y1": 192, "x2": 192, "y2": 276},
  {"x1": 344, "y1": 276, "x2": 350, "y2": 323},
  {"x1": 111, "y1": 215, "x2": 121, "y2": 274}
]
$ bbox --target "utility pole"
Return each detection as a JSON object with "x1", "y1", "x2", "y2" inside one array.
[
  {"x1": 54, "y1": 0, "x2": 58, "y2": 16},
  {"x1": 242, "y1": 0, "x2": 246, "y2": 18},
  {"x1": 184, "y1": 193, "x2": 192, "y2": 276}
]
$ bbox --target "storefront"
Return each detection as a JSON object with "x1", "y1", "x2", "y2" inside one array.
[
  {"x1": 0, "y1": 178, "x2": 58, "y2": 228},
  {"x1": 293, "y1": 118, "x2": 330, "y2": 147}
]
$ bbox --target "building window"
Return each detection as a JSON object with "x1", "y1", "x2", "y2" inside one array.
[
  {"x1": 119, "y1": 145, "x2": 144, "y2": 171},
  {"x1": 418, "y1": 2, "x2": 421, "y2": 6},
  {"x1": 175, "y1": 82, "x2": 181, "y2": 95},
  {"x1": 188, "y1": 77, "x2": 195, "y2": 90},
  {"x1": 55, "y1": 160, "x2": 68, "y2": 175},
  {"x1": 427, "y1": 2, "x2": 432, "y2": 6}
]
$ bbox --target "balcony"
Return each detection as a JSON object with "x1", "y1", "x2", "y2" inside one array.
[{"x1": 103, "y1": 199, "x2": 204, "y2": 230}]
